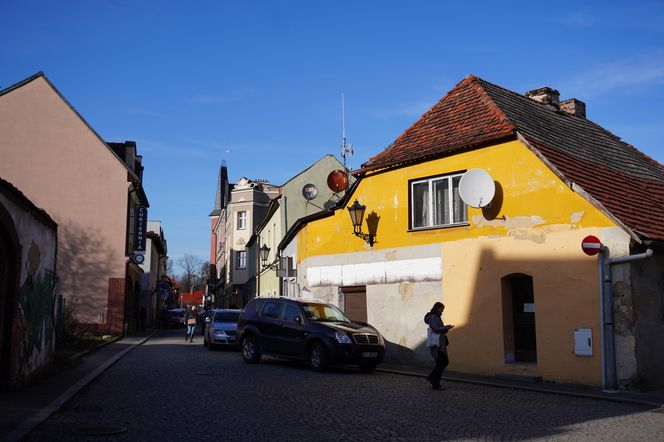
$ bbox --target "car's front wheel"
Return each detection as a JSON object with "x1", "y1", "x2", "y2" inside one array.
[
  {"x1": 241, "y1": 336, "x2": 261, "y2": 364},
  {"x1": 309, "y1": 343, "x2": 329, "y2": 372}
]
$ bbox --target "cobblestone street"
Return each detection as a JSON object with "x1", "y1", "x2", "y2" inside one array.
[{"x1": 24, "y1": 330, "x2": 664, "y2": 441}]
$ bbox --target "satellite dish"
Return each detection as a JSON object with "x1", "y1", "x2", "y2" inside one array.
[
  {"x1": 327, "y1": 170, "x2": 349, "y2": 193},
  {"x1": 459, "y1": 169, "x2": 495, "y2": 208},
  {"x1": 302, "y1": 183, "x2": 318, "y2": 201}
]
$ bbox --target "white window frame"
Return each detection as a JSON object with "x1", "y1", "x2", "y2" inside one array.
[
  {"x1": 236, "y1": 250, "x2": 247, "y2": 269},
  {"x1": 410, "y1": 172, "x2": 467, "y2": 229},
  {"x1": 237, "y1": 211, "x2": 247, "y2": 230}
]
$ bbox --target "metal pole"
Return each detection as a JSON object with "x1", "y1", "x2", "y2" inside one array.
[
  {"x1": 256, "y1": 237, "x2": 261, "y2": 298},
  {"x1": 601, "y1": 246, "x2": 618, "y2": 392},
  {"x1": 609, "y1": 249, "x2": 654, "y2": 265},
  {"x1": 598, "y1": 248, "x2": 607, "y2": 390}
]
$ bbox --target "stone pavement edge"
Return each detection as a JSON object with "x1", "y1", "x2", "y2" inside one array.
[{"x1": 0, "y1": 331, "x2": 155, "y2": 442}]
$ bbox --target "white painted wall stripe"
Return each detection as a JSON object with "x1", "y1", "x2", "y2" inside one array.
[{"x1": 307, "y1": 257, "x2": 441, "y2": 287}]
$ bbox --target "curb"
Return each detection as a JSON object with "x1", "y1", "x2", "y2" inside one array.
[
  {"x1": 377, "y1": 367, "x2": 664, "y2": 409},
  {"x1": 66, "y1": 334, "x2": 124, "y2": 362},
  {"x1": 3, "y1": 332, "x2": 156, "y2": 442}
]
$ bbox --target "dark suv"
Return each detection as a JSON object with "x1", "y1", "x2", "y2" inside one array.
[{"x1": 236, "y1": 298, "x2": 385, "y2": 373}]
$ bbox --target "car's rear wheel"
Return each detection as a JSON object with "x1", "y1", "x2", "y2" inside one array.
[
  {"x1": 309, "y1": 343, "x2": 328, "y2": 372},
  {"x1": 359, "y1": 362, "x2": 377, "y2": 374},
  {"x1": 241, "y1": 336, "x2": 261, "y2": 363}
]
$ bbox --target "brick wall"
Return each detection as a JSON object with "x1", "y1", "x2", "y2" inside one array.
[{"x1": 107, "y1": 277, "x2": 125, "y2": 334}]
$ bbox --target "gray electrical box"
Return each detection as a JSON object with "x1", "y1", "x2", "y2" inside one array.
[{"x1": 574, "y1": 328, "x2": 593, "y2": 356}]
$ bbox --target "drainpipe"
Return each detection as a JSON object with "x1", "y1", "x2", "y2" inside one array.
[
  {"x1": 256, "y1": 236, "x2": 261, "y2": 298},
  {"x1": 599, "y1": 247, "x2": 654, "y2": 392}
]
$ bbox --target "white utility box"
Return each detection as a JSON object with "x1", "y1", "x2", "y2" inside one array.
[{"x1": 574, "y1": 328, "x2": 593, "y2": 356}]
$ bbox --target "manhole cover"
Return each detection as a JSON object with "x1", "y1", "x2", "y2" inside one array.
[{"x1": 73, "y1": 425, "x2": 128, "y2": 435}]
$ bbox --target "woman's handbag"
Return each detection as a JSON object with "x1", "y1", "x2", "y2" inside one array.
[
  {"x1": 426, "y1": 328, "x2": 440, "y2": 348},
  {"x1": 187, "y1": 318, "x2": 196, "y2": 325}
]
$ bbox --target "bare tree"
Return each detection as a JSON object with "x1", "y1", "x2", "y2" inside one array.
[
  {"x1": 166, "y1": 257, "x2": 175, "y2": 277},
  {"x1": 196, "y1": 260, "x2": 210, "y2": 290},
  {"x1": 177, "y1": 254, "x2": 204, "y2": 292}
]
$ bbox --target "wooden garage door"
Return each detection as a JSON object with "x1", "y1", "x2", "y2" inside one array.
[{"x1": 341, "y1": 286, "x2": 367, "y2": 323}]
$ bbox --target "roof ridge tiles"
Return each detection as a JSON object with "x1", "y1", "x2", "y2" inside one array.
[{"x1": 470, "y1": 77, "x2": 518, "y2": 134}]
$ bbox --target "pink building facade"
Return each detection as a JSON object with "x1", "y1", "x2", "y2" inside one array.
[{"x1": 0, "y1": 73, "x2": 146, "y2": 334}]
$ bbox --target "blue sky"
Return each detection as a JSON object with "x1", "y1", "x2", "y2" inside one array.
[{"x1": 2, "y1": 1, "x2": 663, "y2": 272}]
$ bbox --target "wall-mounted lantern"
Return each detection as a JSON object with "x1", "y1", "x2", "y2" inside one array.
[
  {"x1": 260, "y1": 243, "x2": 270, "y2": 267},
  {"x1": 347, "y1": 200, "x2": 374, "y2": 247}
]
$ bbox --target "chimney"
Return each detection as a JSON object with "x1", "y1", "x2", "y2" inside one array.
[
  {"x1": 560, "y1": 98, "x2": 586, "y2": 118},
  {"x1": 525, "y1": 87, "x2": 560, "y2": 110}
]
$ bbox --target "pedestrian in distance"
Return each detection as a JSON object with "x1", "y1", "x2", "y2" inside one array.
[
  {"x1": 424, "y1": 302, "x2": 454, "y2": 390},
  {"x1": 185, "y1": 305, "x2": 198, "y2": 343}
]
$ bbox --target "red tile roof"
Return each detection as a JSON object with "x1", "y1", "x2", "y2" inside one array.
[
  {"x1": 365, "y1": 76, "x2": 517, "y2": 169},
  {"x1": 362, "y1": 75, "x2": 664, "y2": 241},
  {"x1": 180, "y1": 290, "x2": 204, "y2": 305}
]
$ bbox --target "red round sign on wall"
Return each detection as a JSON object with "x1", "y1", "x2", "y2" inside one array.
[{"x1": 581, "y1": 235, "x2": 602, "y2": 256}]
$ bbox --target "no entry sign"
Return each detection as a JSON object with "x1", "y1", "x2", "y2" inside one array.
[{"x1": 581, "y1": 235, "x2": 602, "y2": 256}]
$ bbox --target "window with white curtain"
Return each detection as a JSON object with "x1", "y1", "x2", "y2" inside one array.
[{"x1": 410, "y1": 172, "x2": 467, "y2": 229}]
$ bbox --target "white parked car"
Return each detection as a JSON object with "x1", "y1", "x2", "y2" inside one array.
[{"x1": 203, "y1": 309, "x2": 241, "y2": 349}]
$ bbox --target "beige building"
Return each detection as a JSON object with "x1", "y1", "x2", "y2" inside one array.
[
  {"x1": 209, "y1": 169, "x2": 280, "y2": 307},
  {"x1": 0, "y1": 72, "x2": 148, "y2": 334}
]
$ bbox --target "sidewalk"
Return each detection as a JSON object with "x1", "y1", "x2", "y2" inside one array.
[
  {"x1": 0, "y1": 330, "x2": 155, "y2": 442},
  {"x1": 378, "y1": 362, "x2": 664, "y2": 408}
]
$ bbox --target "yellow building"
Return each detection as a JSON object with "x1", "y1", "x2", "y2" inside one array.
[{"x1": 288, "y1": 76, "x2": 664, "y2": 388}]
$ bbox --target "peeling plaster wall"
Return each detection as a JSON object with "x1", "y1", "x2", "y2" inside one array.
[
  {"x1": 301, "y1": 244, "x2": 442, "y2": 364},
  {"x1": 630, "y1": 248, "x2": 664, "y2": 388},
  {"x1": 602, "y1": 227, "x2": 641, "y2": 386},
  {"x1": 367, "y1": 281, "x2": 442, "y2": 363},
  {"x1": 0, "y1": 191, "x2": 57, "y2": 388},
  {"x1": 294, "y1": 140, "x2": 639, "y2": 385}
]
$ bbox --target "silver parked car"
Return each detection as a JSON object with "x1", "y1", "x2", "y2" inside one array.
[{"x1": 203, "y1": 309, "x2": 241, "y2": 350}]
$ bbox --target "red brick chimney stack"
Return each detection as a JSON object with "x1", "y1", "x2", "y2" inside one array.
[
  {"x1": 560, "y1": 98, "x2": 587, "y2": 118},
  {"x1": 525, "y1": 87, "x2": 560, "y2": 110}
]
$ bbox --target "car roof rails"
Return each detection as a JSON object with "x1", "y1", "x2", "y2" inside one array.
[{"x1": 254, "y1": 295, "x2": 333, "y2": 304}]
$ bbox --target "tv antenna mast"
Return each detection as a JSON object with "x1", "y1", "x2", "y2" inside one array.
[{"x1": 341, "y1": 93, "x2": 354, "y2": 171}]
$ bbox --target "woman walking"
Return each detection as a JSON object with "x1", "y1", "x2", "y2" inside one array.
[
  {"x1": 424, "y1": 302, "x2": 454, "y2": 390},
  {"x1": 185, "y1": 305, "x2": 198, "y2": 343}
]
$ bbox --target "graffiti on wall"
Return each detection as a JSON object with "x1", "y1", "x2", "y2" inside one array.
[{"x1": 13, "y1": 240, "x2": 58, "y2": 383}]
